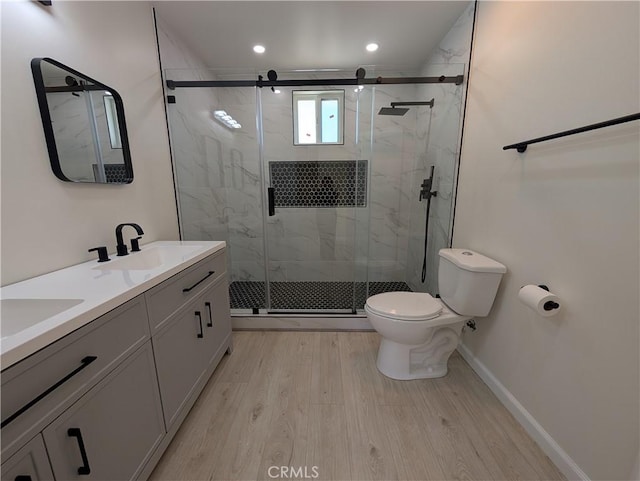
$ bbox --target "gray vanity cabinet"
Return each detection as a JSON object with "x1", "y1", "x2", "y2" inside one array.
[
  {"x1": 42, "y1": 342, "x2": 164, "y2": 481},
  {"x1": 1, "y1": 434, "x2": 54, "y2": 481},
  {"x1": 1, "y1": 247, "x2": 232, "y2": 481},
  {"x1": 151, "y1": 276, "x2": 232, "y2": 430},
  {"x1": 200, "y1": 277, "x2": 233, "y2": 367},
  {"x1": 152, "y1": 296, "x2": 210, "y2": 429}
]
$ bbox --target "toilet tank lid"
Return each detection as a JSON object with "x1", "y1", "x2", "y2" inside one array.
[{"x1": 439, "y1": 248, "x2": 507, "y2": 273}]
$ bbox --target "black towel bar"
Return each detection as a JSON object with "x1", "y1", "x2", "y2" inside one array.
[{"x1": 503, "y1": 112, "x2": 640, "y2": 153}]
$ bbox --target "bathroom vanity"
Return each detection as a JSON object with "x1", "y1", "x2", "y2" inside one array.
[{"x1": 0, "y1": 241, "x2": 232, "y2": 480}]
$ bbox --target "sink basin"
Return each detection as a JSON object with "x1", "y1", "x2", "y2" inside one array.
[
  {"x1": 1, "y1": 298, "x2": 84, "y2": 338},
  {"x1": 92, "y1": 245, "x2": 202, "y2": 271}
]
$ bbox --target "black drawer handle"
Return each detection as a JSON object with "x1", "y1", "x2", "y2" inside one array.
[
  {"x1": 205, "y1": 302, "x2": 213, "y2": 327},
  {"x1": 15, "y1": 476, "x2": 32, "y2": 481},
  {"x1": 196, "y1": 311, "x2": 204, "y2": 339},
  {"x1": 68, "y1": 428, "x2": 91, "y2": 475},
  {"x1": 182, "y1": 271, "x2": 215, "y2": 293},
  {"x1": 1, "y1": 356, "x2": 97, "y2": 429},
  {"x1": 268, "y1": 187, "x2": 275, "y2": 216}
]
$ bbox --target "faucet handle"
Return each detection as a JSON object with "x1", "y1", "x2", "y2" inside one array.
[
  {"x1": 88, "y1": 246, "x2": 110, "y2": 263},
  {"x1": 130, "y1": 237, "x2": 142, "y2": 252}
]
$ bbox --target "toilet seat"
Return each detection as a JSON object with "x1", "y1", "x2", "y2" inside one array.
[{"x1": 365, "y1": 292, "x2": 442, "y2": 321}]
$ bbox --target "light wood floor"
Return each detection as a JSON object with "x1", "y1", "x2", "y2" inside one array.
[{"x1": 150, "y1": 332, "x2": 566, "y2": 481}]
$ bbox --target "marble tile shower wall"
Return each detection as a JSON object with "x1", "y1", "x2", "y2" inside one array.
[
  {"x1": 260, "y1": 85, "x2": 362, "y2": 282},
  {"x1": 405, "y1": 3, "x2": 475, "y2": 293}
]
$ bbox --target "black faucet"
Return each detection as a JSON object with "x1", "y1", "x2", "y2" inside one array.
[{"x1": 115, "y1": 223, "x2": 144, "y2": 256}]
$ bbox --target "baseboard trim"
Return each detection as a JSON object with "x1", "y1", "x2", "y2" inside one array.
[
  {"x1": 457, "y1": 343, "x2": 590, "y2": 481},
  {"x1": 232, "y1": 314, "x2": 373, "y2": 331}
]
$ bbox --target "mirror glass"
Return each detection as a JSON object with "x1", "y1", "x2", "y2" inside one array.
[{"x1": 31, "y1": 58, "x2": 133, "y2": 183}]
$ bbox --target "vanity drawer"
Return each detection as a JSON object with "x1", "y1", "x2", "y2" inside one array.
[
  {"x1": 145, "y1": 251, "x2": 226, "y2": 333},
  {"x1": 1, "y1": 296, "x2": 150, "y2": 461}
]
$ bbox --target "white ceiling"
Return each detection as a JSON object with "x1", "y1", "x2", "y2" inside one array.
[{"x1": 153, "y1": 1, "x2": 471, "y2": 72}]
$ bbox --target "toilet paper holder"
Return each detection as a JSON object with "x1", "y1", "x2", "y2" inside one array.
[{"x1": 534, "y1": 285, "x2": 560, "y2": 311}]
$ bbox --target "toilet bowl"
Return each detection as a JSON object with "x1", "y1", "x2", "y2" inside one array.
[{"x1": 365, "y1": 249, "x2": 506, "y2": 380}]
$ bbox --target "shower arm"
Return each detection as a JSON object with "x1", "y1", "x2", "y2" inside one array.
[{"x1": 391, "y1": 100, "x2": 435, "y2": 109}]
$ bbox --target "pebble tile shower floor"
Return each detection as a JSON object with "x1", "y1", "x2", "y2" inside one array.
[{"x1": 229, "y1": 281, "x2": 411, "y2": 311}]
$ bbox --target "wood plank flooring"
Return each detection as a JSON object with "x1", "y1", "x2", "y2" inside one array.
[{"x1": 149, "y1": 332, "x2": 565, "y2": 481}]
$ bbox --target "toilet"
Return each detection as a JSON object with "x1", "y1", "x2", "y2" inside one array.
[{"x1": 365, "y1": 248, "x2": 506, "y2": 380}]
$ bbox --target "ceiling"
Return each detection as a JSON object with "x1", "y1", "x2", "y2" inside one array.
[{"x1": 153, "y1": 1, "x2": 471, "y2": 72}]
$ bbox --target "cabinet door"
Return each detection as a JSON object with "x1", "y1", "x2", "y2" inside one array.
[
  {"x1": 152, "y1": 298, "x2": 209, "y2": 429},
  {"x1": 1, "y1": 434, "x2": 54, "y2": 481},
  {"x1": 201, "y1": 278, "x2": 232, "y2": 367},
  {"x1": 42, "y1": 343, "x2": 164, "y2": 481}
]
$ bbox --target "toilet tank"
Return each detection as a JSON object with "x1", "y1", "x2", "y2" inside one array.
[{"x1": 438, "y1": 249, "x2": 507, "y2": 317}]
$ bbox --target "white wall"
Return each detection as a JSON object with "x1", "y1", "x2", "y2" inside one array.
[
  {"x1": 1, "y1": 1, "x2": 179, "y2": 286},
  {"x1": 456, "y1": 2, "x2": 639, "y2": 480}
]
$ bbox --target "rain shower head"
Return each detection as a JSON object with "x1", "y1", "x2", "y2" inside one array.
[
  {"x1": 378, "y1": 107, "x2": 410, "y2": 116},
  {"x1": 378, "y1": 99, "x2": 435, "y2": 116}
]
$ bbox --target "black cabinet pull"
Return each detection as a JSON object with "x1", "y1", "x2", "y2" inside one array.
[
  {"x1": 182, "y1": 271, "x2": 215, "y2": 293},
  {"x1": 195, "y1": 311, "x2": 204, "y2": 339},
  {"x1": 67, "y1": 428, "x2": 91, "y2": 475},
  {"x1": 205, "y1": 302, "x2": 213, "y2": 327},
  {"x1": 15, "y1": 476, "x2": 32, "y2": 481},
  {"x1": 268, "y1": 187, "x2": 275, "y2": 216},
  {"x1": 1, "y1": 356, "x2": 97, "y2": 428}
]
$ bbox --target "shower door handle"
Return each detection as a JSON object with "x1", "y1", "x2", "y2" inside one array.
[{"x1": 267, "y1": 187, "x2": 275, "y2": 216}]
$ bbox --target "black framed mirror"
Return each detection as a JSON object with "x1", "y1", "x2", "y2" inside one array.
[{"x1": 31, "y1": 57, "x2": 133, "y2": 183}]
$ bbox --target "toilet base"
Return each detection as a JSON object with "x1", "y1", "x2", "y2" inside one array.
[{"x1": 375, "y1": 323, "x2": 464, "y2": 380}]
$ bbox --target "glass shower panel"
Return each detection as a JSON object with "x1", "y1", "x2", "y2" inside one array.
[
  {"x1": 261, "y1": 83, "x2": 366, "y2": 312},
  {"x1": 164, "y1": 69, "x2": 266, "y2": 312},
  {"x1": 405, "y1": 63, "x2": 466, "y2": 295}
]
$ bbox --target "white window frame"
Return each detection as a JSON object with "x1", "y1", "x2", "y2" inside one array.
[{"x1": 292, "y1": 90, "x2": 344, "y2": 146}]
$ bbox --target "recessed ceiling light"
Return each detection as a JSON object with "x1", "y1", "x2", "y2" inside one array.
[
  {"x1": 274, "y1": 89, "x2": 281, "y2": 94},
  {"x1": 253, "y1": 45, "x2": 266, "y2": 54},
  {"x1": 366, "y1": 43, "x2": 379, "y2": 52}
]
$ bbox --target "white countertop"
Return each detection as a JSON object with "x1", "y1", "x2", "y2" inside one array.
[{"x1": 0, "y1": 240, "x2": 226, "y2": 370}]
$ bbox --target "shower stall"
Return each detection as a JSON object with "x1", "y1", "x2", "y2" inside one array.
[{"x1": 164, "y1": 67, "x2": 466, "y2": 322}]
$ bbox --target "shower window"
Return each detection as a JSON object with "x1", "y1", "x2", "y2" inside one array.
[{"x1": 292, "y1": 90, "x2": 344, "y2": 145}]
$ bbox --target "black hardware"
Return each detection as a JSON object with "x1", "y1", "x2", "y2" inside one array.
[
  {"x1": 1, "y1": 356, "x2": 97, "y2": 429},
  {"x1": 15, "y1": 476, "x2": 32, "y2": 481},
  {"x1": 252, "y1": 307, "x2": 259, "y2": 315},
  {"x1": 166, "y1": 75, "x2": 464, "y2": 90},
  {"x1": 392, "y1": 100, "x2": 435, "y2": 109},
  {"x1": 130, "y1": 236, "x2": 142, "y2": 252},
  {"x1": 466, "y1": 320, "x2": 477, "y2": 331},
  {"x1": 88, "y1": 246, "x2": 110, "y2": 263},
  {"x1": 67, "y1": 428, "x2": 91, "y2": 475},
  {"x1": 115, "y1": 223, "x2": 144, "y2": 256},
  {"x1": 38, "y1": 1, "x2": 52, "y2": 5},
  {"x1": 195, "y1": 311, "x2": 204, "y2": 338},
  {"x1": 268, "y1": 187, "x2": 275, "y2": 216},
  {"x1": 182, "y1": 271, "x2": 215, "y2": 293},
  {"x1": 205, "y1": 302, "x2": 213, "y2": 327},
  {"x1": 536, "y1": 285, "x2": 559, "y2": 310},
  {"x1": 544, "y1": 301, "x2": 560, "y2": 311},
  {"x1": 167, "y1": 95, "x2": 176, "y2": 104},
  {"x1": 504, "y1": 112, "x2": 640, "y2": 153},
  {"x1": 420, "y1": 166, "x2": 438, "y2": 283}
]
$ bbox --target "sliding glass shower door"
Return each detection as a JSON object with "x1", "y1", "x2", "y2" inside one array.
[{"x1": 260, "y1": 83, "x2": 373, "y2": 313}]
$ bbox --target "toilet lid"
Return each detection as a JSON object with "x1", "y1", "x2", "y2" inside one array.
[{"x1": 365, "y1": 292, "x2": 443, "y2": 320}]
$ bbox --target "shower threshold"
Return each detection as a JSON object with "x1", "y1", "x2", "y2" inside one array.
[{"x1": 229, "y1": 280, "x2": 411, "y2": 312}]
